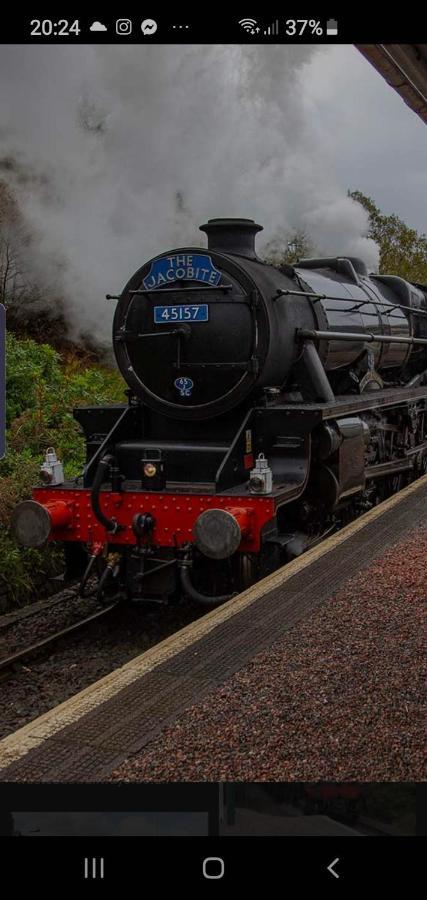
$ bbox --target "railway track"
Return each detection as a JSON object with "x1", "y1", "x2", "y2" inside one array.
[
  {"x1": 0, "y1": 577, "x2": 205, "y2": 741},
  {"x1": 0, "y1": 601, "x2": 118, "y2": 674},
  {"x1": 0, "y1": 472, "x2": 419, "y2": 681},
  {"x1": 0, "y1": 585, "x2": 79, "y2": 630}
]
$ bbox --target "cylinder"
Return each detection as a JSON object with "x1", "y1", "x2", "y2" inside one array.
[
  {"x1": 194, "y1": 506, "x2": 251, "y2": 559},
  {"x1": 199, "y1": 218, "x2": 263, "y2": 259},
  {"x1": 11, "y1": 499, "x2": 72, "y2": 547}
]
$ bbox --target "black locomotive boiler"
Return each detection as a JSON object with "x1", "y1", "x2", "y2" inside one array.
[{"x1": 12, "y1": 218, "x2": 427, "y2": 605}]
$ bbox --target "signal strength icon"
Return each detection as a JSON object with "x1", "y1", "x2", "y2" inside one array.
[
  {"x1": 239, "y1": 18, "x2": 259, "y2": 34},
  {"x1": 263, "y1": 19, "x2": 279, "y2": 36}
]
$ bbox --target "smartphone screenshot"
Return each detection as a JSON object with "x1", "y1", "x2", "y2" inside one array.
[{"x1": 0, "y1": 12, "x2": 425, "y2": 887}]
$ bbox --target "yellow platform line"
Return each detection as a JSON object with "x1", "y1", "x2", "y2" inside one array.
[{"x1": 0, "y1": 473, "x2": 426, "y2": 771}]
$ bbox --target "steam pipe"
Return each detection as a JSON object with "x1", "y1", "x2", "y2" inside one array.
[
  {"x1": 178, "y1": 561, "x2": 234, "y2": 606},
  {"x1": 300, "y1": 340, "x2": 335, "y2": 403},
  {"x1": 298, "y1": 328, "x2": 427, "y2": 346},
  {"x1": 91, "y1": 454, "x2": 125, "y2": 535}
]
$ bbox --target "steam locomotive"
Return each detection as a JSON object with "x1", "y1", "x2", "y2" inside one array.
[{"x1": 11, "y1": 218, "x2": 427, "y2": 606}]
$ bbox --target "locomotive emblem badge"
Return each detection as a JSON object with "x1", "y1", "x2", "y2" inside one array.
[
  {"x1": 174, "y1": 376, "x2": 194, "y2": 397},
  {"x1": 143, "y1": 254, "x2": 221, "y2": 289}
]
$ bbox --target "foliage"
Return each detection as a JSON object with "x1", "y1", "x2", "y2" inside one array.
[
  {"x1": 3, "y1": 333, "x2": 124, "y2": 475},
  {"x1": 0, "y1": 529, "x2": 64, "y2": 608},
  {"x1": 0, "y1": 334, "x2": 125, "y2": 607},
  {"x1": 261, "y1": 194, "x2": 427, "y2": 284},
  {"x1": 350, "y1": 190, "x2": 427, "y2": 282},
  {"x1": 262, "y1": 229, "x2": 314, "y2": 267}
]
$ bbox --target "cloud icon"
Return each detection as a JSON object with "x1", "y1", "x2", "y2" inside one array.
[{"x1": 90, "y1": 21, "x2": 107, "y2": 32}]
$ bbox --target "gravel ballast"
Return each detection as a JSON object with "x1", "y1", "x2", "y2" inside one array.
[
  {"x1": 0, "y1": 596, "x2": 204, "y2": 740},
  {"x1": 110, "y1": 527, "x2": 426, "y2": 782}
]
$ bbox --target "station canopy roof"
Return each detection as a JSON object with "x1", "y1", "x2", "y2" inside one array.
[{"x1": 357, "y1": 44, "x2": 427, "y2": 125}]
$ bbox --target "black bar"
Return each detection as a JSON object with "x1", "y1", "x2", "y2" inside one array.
[
  {"x1": 114, "y1": 329, "x2": 185, "y2": 341},
  {"x1": 174, "y1": 361, "x2": 250, "y2": 370},
  {"x1": 0, "y1": 782, "x2": 218, "y2": 811},
  {"x1": 0, "y1": 13, "x2": 425, "y2": 43},
  {"x1": 0, "y1": 837, "x2": 422, "y2": 889},
  {"x1": 130, "y1": 285, "x2": 233, "y2": 295},
  {"x1": 275, "y1": 289, "x2": 327, "y2": 300}
]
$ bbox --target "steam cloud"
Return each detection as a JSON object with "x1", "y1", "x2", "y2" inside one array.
[{"x1": 0, "y1": 45, "x2": 378, "y2": 344}]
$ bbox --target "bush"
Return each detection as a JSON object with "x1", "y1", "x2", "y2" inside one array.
[
  {"x1": 0, "y1": 529, "x2": 63, "y2": 609},
  {"x1": 0, "y1": 334, "x2": 126, "y2": 608}
]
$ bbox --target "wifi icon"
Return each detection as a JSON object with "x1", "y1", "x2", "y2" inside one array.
[{"x1": 239, "y1": 18, "x2": 259, "y2": 34}]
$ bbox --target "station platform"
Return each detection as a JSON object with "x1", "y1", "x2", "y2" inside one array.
[{"x1": 0, "y1": 475, "x2": 425, "y2": 782}]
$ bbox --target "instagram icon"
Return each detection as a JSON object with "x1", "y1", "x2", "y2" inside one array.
[{"x1": 116, "y1": 19, "x2": 132, "y2": 35}]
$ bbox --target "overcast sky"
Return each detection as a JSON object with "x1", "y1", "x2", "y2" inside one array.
[
  {"x1": 304, "y1": 45, "x2": 427, "y2": 232},
  {"x1": 1, "y1": 42, "x2": 425, "y2": 342}
]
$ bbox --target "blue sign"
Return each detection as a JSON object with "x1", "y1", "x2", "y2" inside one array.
[
  {"x1": 143, "y1": 254, "x2": 221, "y2": 290},
  {"x1": 174, "y1": 376, "x2": 194, "y2": 397},
  {"x1": 154, "y1": 304, "x2": 209, "y2": 324},
  {"x1": 0, "y1": 304, "x2": 4, "y2": 459}
]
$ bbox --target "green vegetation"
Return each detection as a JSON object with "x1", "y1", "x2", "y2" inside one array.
[
  {"x1": 0, "y1": 333, "x2": 125, "y2": 607},
  {"x1": 262, "y1": 228, "x2": 314, "y2": 267},
  {"x1": 263, "y1": 193, "x2": 427, "y2": 284},
  {"x1": 350, "y1": 190, "x2": 427, "y2": 282}
]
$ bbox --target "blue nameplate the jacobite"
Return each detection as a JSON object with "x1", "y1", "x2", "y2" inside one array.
[{"x1": 143, "y1": 254, "x2": 221, "y2": 290}]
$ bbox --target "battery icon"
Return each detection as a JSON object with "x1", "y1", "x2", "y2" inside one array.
[{"x1": 326, "y1": 19, "x2": 338, "y2": 36}]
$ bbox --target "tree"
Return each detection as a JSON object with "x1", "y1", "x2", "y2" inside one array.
[
  {"x1": 0, "y1": 181, "x2": 28, "y2": 308},
  {"x1": 0, "y1": 231, "x2": 30, "y2": 310},
  {"x1": 350, "y1": 190, "x2": 427, "y2": 283},
  {"x1": 0, "y1": 180, "x2": 71, "y2": 346},
  {"x1": 0, "y1": 181, "x2": 43, "y2": 312},
  {"x1": 262, "y1": 228, "x2": 314, "y2": 267}
]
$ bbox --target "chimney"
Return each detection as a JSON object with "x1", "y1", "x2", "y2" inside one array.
[{"x1": 200, "y1": 218, "x2": 263, "y2": 260}]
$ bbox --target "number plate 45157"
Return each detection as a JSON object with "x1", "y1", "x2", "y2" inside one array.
[{"x1": 154, "y1": 304, "x2": 209, "y2": 323}]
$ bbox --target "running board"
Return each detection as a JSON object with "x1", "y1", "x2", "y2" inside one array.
[{"x1": 276, "y1": 384, "x2": 427, "y2": 420}]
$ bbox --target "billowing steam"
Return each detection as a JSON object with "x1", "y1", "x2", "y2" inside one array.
[{"x1": 0, "y1": 45, "x2": 378, "y2": 344}]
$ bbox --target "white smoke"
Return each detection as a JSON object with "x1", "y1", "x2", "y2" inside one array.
[{"x1": 0, "y1": 44, "x2": 378, "y2": 344}]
